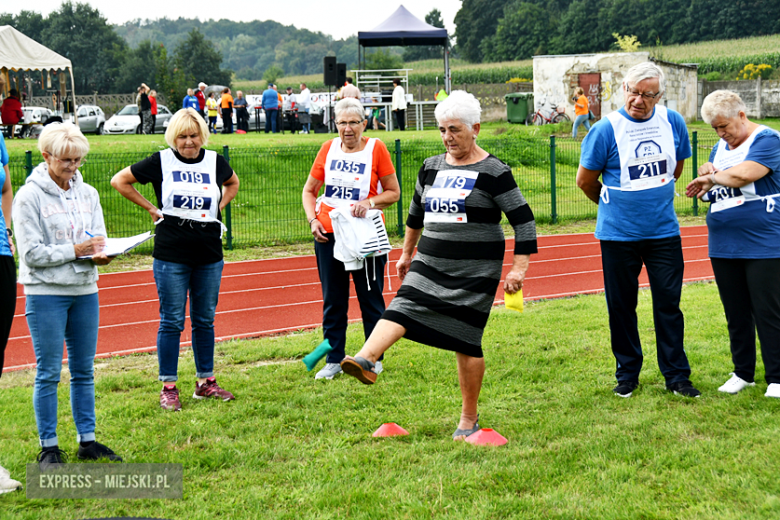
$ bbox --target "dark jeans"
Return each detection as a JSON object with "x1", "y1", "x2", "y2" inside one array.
[
  {"x1": 221, "y1": 108, "x2": 233, "y2": 134},
  {"x1": 711, "y1": 257, "x2": 780, "y2": 384},
  {"x1": 236, "y1": 107, "x2": 249, "y2": 132},
  {"x1": 600, "y1": 236, "x2": 691, "y2": 385},
  {"x1": 265, "y1": 108, "x2": 278, "y2": 133},
  {"x1": 394, "y1": 109, "x2": 405, "y2": 131},
  {"x1": 315, "y1": 234, "x2": 387, "y2": 363},
  {"x1": 0, "y1": 255, "x2": 16, "y2": 376}
]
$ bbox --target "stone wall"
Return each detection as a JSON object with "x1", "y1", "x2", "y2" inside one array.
[{"x1": 699, "y1": 78, "x2": 780, "y2": 119}]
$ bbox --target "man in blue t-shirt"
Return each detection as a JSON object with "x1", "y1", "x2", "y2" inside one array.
[
  {"x1": 262, "y1": 84, "x2": 279, "y2": 134},
  {"x1": 576, "y1": 62, "x2": 700, "y2": 399}
]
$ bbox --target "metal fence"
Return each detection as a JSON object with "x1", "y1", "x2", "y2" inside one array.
[{"x1": 8, "y1": 132, "x2": 717, "y2": 253}]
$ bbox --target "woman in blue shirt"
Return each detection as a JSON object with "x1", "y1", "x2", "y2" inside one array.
[
  {"x1": 182, "y1": 88, "x2": 200, "y2": 111},
  {"x1": 687, "y1": 90, "x2": 780, "y2": 399}
]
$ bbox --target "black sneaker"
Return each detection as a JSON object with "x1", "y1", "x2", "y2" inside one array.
[
  {"x1": 77, "y1": 441, "x2": 123, "y2": 462},
  {"x1": 36, "y1": 447, "x2": 67, "y2": 472},
  {"x1": 667, "y1": 381, "x2": 701, "y2": 398},
  {"x1": 613, "y1": 381, "x2": 638, "y2": 398}
]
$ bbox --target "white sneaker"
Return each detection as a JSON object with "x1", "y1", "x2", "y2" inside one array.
[
  {"x1": 0, "y1": 465, "x2": 21, "y2": 494},
  {"x1": 374, "y1": 361, "x2": 383, "y2": 375},
  {"x1": 766, "y1": 383, "x2": 780, "y2": 398},
  {"x1": 315, "y1": 363, "x2": 342, "y2": 380},
  {"x1": 718, "y1": 373, "x2": 756, "y2": 394}
]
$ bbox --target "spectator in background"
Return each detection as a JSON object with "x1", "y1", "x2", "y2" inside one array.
[
  {"x1": 139, "y1": 84, "x2": 153, "y2": 135},
  {"x1": 262, "y1": 83, "x2": 279, "y2": 134},
  {"x1": 299, "y1": 83, "x2": 311, "y2": 134},
  {"x1": 196, "y1": 83, "x2": 207, "y2": 119},
  {"x1": 206, "y1": 92, "x2": 219, "y2": 134},
  {"x1": 0, "y1": 89, "x2": 23, "y2": 139},
  {"x1": 234, "y1": 91, "x2": 249, "y2": 133},
  {"x1": 284, "y1": 87, "x2": 297, "y2": 132},
  {"x1": 392, "y1": 78, "x2": 407, "y2": 131},
  {"x1": 182, "y1": 89, "x2": 199, "y2": 112},
  {"x1": 220, "y1": 88, "x2": 234, "y2": 134},
  {"x1": 340, "y1": 77, "x2": 361, "y2": 100},
  {"x1": 572, "y1": 87, "x2": 591, "y2": 139},
  {"x1": 149, "y1": 90, "x2": 158, "y2": 135}
]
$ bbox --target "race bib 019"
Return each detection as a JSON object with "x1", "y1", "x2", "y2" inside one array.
[{"x1": 172, "y1": 171, "x2": 211, "y2": 184}]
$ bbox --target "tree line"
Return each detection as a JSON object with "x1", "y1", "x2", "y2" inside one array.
[{"x1": 455, "y1": 0, "x2": 780, "y2": 63}]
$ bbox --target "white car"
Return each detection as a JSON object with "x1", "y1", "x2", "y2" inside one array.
[
  {"x1": 75, "y1": 105, "x2": 106, "y2": 134},
  {"x1": 105, "y1": 104, "x2": 174, "y2": 135},
  {"x1": 13, "y1": 107, "x2": 53, "y2": 138}
]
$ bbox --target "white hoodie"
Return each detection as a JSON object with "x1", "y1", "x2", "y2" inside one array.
[
  {"x1": 330, "y1": 206, "x2": 392, "y2": 271},
  {"x1": 13, "y1": 162, "x2": 106, "y2": 295}
]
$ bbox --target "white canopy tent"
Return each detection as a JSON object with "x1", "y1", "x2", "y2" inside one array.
[{"x1": 0, "y1": 25, "x2": 77, "y2": 122}]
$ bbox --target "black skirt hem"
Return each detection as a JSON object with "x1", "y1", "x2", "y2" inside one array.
[{"x1": 382, "y1": 310, "x2": 484, "y2": 358}]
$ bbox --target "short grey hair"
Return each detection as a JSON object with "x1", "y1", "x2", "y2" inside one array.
[
  {"x1": 334, "y1": 98, "x2": 364, "y2": 122},
  {"x1": 701, "y1": 90, "x2": 746, "y2": 124},
  {"x1": 623, "y1": 62, "x2": 666, "y2": 96},
  {"x1": 434, "y1": 90, "x2": 481, "y2": 128},
  {"x1": 38, "y1": 122, "x2": 89, "y2": 158},
  {"x1": 165, "y1": 108, "x2": 210, "y2": 149}
]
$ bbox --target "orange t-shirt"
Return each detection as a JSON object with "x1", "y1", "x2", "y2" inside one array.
[
  {"x1": 310, "y1": 137, "x2": 396, "y2": 233},
  {"x1": 220, "y1": 93, "x2": 234, "y2": 109},
  {"x1": 575, "y1": 95, "x2": 589, "y2": 116}
]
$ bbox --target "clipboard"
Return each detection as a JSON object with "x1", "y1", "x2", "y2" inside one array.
[{"x1": 77, "y1": 231, "x2": 154, "y2": 259}]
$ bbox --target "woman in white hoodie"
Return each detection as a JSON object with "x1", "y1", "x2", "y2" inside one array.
[{"x1": 13, "y1": 123, "x2": 121, "y2": 471}]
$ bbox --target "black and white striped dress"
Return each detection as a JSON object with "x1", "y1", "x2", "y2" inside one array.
[{"x1": 383, "y1": 154, "x2": 538, "y2": 358}]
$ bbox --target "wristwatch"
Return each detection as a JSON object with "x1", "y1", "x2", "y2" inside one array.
[
  {"x1": 5, "y1": 228, "x2": 11, "y2": 238},
  {"x1": 369, "y1": 198, "x2": 376, "y2": 208}
]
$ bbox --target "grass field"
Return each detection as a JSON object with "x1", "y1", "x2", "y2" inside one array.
[{"x1": 1, "y1": 281, "x2": 779, "y2": 519}]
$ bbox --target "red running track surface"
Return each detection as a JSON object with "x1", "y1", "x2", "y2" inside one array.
[{"x1": 3, "y1": 226, "x2": 713, "y2": 372}]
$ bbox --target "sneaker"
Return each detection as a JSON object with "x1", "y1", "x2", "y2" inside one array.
[
  {"x1": 0, "y1": 465, "x2": 21, "y2": 494},
  {"x1": 77, "y1": 441, "x2": 122, "y2": 462},
  {"x1": 160, "y1": 384, "x2": 182, "y2": 411},
  {"x1": 718, "y1": 373, "x2": 755, "y2": 394},
  {"x1": 374, "y1": 361, "x2": 383, "y2": 375},
  {"x1": 36, "y1": 447, "x2": 67, "y2": 472},
  {"x1": 766, "y1": 383, "x2": 780, "y2": 398},
  {"x1": 613, "y1": 381, "x2": 638, "y2": 398},
  {"x1": 315, "y1": 363, "x2": 342, "y2": 380},
  {"x1": 667, "y1": 381, "x2": 701, "y2": 398},
  {"x1": 340, "y1": 356, "x2": 377, "y2": 385},
  {"x1": 193, "y1": 377, "x2": 235, "y2": 401}
]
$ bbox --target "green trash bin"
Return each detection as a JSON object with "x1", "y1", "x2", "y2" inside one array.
[{"x1": 505, "y1": 92, "x2": 534, "y2": 124}]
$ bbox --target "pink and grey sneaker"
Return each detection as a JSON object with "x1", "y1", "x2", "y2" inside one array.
[
  {"x1": 193, "y1": 377, "x2": 235, "y2": 402},
  {"x1": 160, "y1": 384, "x2": 182, "y2": 411}
]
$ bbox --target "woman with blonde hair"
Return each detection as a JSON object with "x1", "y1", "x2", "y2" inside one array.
[{"x1": 112, "y1": 108, "x2": 240, "y2": 411}]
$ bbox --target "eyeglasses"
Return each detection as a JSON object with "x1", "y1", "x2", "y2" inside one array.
[
  {"x1": 336, "y1": 120, "x2": 364, "y2": 128},
  {"x1": 625, "y1": 86, "x2": 661, "y2": 101},
  {"x1": 52, "y1": 156, "x2": 84, "y2": 168}
]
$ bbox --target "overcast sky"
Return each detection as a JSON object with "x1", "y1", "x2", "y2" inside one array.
[{"x1": 4, "y1": 0, "x2": 462, "y2": 41}]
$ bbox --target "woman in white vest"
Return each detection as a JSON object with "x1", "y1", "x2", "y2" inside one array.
[
  {"x1": 686, "y1": 90, "x2": 780, "y2": 399},
  {"x1": 302, "y1": 98, "x2": 400, "y2": 380},
  {"x1": 111, "y1": 108, "x2": 240, "y2": 411}
]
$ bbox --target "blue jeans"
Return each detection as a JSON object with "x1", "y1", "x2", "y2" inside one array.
[
  {"x1": 265, "y1": 109, "x2": 278, "y2": 133},
  {"x1": 26, "y1": 293, "x2": 99, "y2": 447},
  {"x1": 304, "y1": 108, "x2": 311, "y2": 133},
  {"x1": 573, "y1": 114, "x2": 591, "y2": 138},
  {"x1": 154, "y1": 259, "x2": 223, "y2": 382}
]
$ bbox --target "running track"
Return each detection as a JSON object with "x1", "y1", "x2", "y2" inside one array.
[{"x1": 3, "y1": 226, "x2": 714, "y2": 371}]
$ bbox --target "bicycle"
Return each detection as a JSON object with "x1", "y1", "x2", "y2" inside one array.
[{"x1": 525, "y1": 103, "x2": 571, "y2": 125}]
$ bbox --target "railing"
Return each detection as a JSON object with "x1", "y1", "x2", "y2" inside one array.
[{"x1": 7, "y1": 132, "x2": 717, "y2": 253}]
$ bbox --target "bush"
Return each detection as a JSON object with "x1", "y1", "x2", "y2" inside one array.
[
  {"x1": 701, "y1": 71, "x2": 723, "y2": 81},
  {"x1": 736, "y1": 63, "x2": 773, "y2": 80}
]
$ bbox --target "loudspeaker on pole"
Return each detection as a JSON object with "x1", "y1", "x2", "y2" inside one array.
[{"x1": 323, "y1": 56, "x2": 337, "y2": 87}]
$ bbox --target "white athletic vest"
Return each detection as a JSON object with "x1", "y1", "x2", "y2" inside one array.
[
  {"x1": 321, "y1": 138, "x2": 378, "y2": 208},
  {"x1": 160, "y1": 148, "x2": 221, "y2": 223},
  {"x1": 601, "y1": 106, "x2": 677, "y2": 203},
  {"x1": 703, "y1": 125, "x2": 766, "y2": 212},
  {"x1": 423, "y1": 169, "x2": 479, "y2": 224}
]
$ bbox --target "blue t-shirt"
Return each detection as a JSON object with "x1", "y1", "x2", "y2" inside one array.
[
  {"x1": 580, "y1": 107, "x2": 691, "y2": 241},
  {"x1": 0, "y1": 133, "x2": 12, "y2": 257},
  {"x1": 182, "y1": 95, "x2": 200, "y2": 110},
  {"x1": 706, "y1": 128, "x2": 780, "y2": 259},
  {"x1": 262, "y1": 89, "x2": 279, "y2": 110}
]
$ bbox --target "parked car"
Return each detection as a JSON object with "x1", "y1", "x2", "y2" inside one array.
[
  {"x1": 13, "y1": 107, "x2": 53, "y2": 138},
  {"x1": 104, "y1": 104, "x2": 174, "y2": 135},
  {"x1": 74, "y1": 105, "x2": 106, "y2": 134}
]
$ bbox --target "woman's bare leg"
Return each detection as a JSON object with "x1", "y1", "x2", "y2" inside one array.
[
  {"x1": 454, "y1": 352, "x2": 485, "y2": 438},
  {"x1": 354, "y1": 319, "x2": 406, "y2": 363}
]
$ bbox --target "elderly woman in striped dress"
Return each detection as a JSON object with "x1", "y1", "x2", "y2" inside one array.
[{"x1": 341, "y1": 90, "x2": 538, "y2": 440}]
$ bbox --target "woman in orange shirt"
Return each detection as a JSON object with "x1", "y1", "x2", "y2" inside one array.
[
  {"x1": 572, "y1": 87, "x2": 591, "y2": 139},
  {"x1": 220, "y1": 88, "x2": 234, "y2": 134},
  {"x1": 302, "y1": 98, "x2": 400, "y2": 380}
]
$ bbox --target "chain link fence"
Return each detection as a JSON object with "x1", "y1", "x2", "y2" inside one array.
[{"x1": 7, "y1": 132, "x2": 718, "y2": 253}]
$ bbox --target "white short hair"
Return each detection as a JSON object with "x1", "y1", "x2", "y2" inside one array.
[
  {"x1": 624, "y1": 62, "x2": 666, "y2": 95},
  {"x1": 700, "y1": 90, "x2": 747, "y2": 124},
  {"x1": 38, "y1": 122, "x2": 89, "y2": 158},
  {"x1": 334, "y1": 98, "x2": 364, "y2": 121},
  {"x1": 165, "y1": 108, "x2": 210, "y2": 149},
  {"x1": 434, "y1": 91, "x2": 481, "y2": 128}
]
